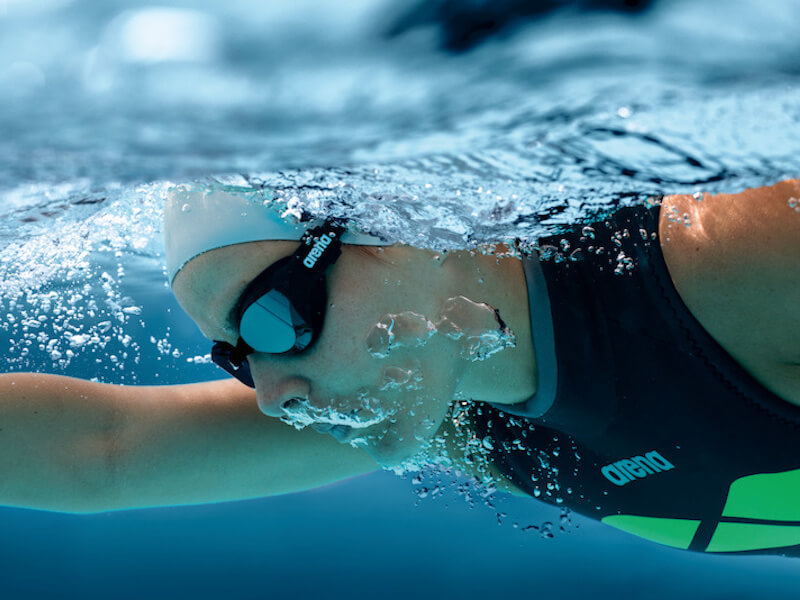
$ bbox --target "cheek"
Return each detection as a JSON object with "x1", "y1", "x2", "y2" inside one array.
[
  {"x1": 319, "y1": 271, "x2": 461, "y2": 465},
  {"x1": 319, "y1": 286, "x2": 372, "y2": 351},
  {"x1": 357, "y1": 362, "x2": 457, "y2": 467},
  {"x1": 314, "y1": 295, "x2": 390, "y2": 387}
]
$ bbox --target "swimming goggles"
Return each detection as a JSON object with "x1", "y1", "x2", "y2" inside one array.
[{"x1": 210, "y1": 219, "x2": 346, "y2": 388}]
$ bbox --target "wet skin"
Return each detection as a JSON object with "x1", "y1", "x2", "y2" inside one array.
[
  {"x1": 172, "y1": 179, "x2": 800, "y2": 467},
  {"x1": 171, "y1": 240, "x2": 536, "y2": 467},
  {"x1": 1, "y1": 182, "x2": 795, "y2": 513},
  {"x1": 659, "y1": 180, "x2": 800, "y2": 406}
]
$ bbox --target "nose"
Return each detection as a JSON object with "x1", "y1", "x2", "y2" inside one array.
[
  {"x1": 249, "y1": 357, "x2": 312, "y2": 417},
  {"x1": 255, "y1": 376, "x2": 312, "y2": 417}
]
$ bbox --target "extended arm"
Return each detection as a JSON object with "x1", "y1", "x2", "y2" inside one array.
[{"x1": 0, "y1": 373, "x2": 378, "y2": 513}]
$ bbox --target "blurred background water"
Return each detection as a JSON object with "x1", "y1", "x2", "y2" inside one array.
[{"x1": 0, "y1": 0, "x2": 799, "y2": 598}]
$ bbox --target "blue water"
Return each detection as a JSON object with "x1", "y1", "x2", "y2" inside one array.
[{"x1": 1, "y1": 0, "x2": 799, "y2": 597}]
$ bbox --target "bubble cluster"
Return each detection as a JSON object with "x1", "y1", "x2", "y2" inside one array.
[
  {"x1": 0, "y1": 182, "x2": 188, "y2": 383},
  {"x1": 405, "y1": 446, "x2": 579, "y2": 541},
  {"x1": 279, "y1": 393, "x2": 390, "y2": 432},
  {"x1": 366, "y1": 312, "x2": 436, "y2": 358},
  {"x1": 367, "y1": 296, "x2": 516, "y2": 364},
  {"x1": 379, "y1": 360, "x2": 424, "y2": 392},
  {"x1": 438, "y1": 296, "x2": 517, "y2": 361}
]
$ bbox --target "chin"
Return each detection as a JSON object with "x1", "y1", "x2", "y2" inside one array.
[
  {"x1": 363, "y1": 431, "x2": 427, "y2": 469},
  {"x1": 350, "y1": 412, "x2": 445, "y2": 469}
]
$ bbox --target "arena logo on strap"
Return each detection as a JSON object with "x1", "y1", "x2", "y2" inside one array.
[{"x1": 303, "y1": 233, "x2": 336, "y2": 269}]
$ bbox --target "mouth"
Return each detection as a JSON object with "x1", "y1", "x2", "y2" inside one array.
[
  {"x1": 281, "y1": 395, "x2": 389, "y2": 442},
  {"x1": 311, "y1": 422, "x2": 354, "y2": 442}
]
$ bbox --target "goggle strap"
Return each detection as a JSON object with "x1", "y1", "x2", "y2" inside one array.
[
  {"x1": 292, "y1": 220, "x2": 346, "y2": 274},
  {"x1": 231, "y1": 337, "x2": 255, "y2": 364}
]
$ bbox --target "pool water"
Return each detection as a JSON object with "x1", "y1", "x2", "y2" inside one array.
[{"x1": 0, "y1": 0, "x2": 799, "y2": 598}]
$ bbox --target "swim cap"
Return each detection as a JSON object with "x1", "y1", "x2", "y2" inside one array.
[{"x1": 164, "y1": 184, "x2": 388, "y2": 284}]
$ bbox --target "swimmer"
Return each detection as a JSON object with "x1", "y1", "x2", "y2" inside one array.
[{"x1": 1, "y1": 179, "x2": 798, "y2": 556}]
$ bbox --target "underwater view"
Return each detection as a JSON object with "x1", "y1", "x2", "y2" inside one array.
[{"x1": 1, "y1": 0, "x2": 799, "y2": 597}]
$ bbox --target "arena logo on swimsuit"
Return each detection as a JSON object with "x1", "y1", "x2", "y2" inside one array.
[
  {"x1": 601, "y1": 451, "x2": 675, "y2": 486},
  {"x1": 302, "y1": 233, "x2": 335, "y2": 269}
]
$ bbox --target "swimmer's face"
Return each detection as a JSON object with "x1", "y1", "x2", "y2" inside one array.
[{"x1": 172, "y1": 241, "x2": 466, "y2": 467}]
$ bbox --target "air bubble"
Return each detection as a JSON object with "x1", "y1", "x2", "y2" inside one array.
[
  {"x1": 539, "y1": 522, "x2": 554, "y2": 539},
  {"x1": 568, "y1": 248, "x2": 585, "y2": 262},
  {"x1": 438, "y1": 296, "x2": 517, "y2": 362},
  {"x1": 366, "y1": 311, "x2": 435, "y2": 358}
]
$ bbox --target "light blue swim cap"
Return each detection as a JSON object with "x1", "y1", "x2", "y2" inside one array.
[{"x1": 164, "y1": 184, "x2": 388, "y2": 285}]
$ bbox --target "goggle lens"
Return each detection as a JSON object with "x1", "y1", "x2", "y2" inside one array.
[
  {"x1": 207, "y1": 219, "x2": 345, "y2": 389},
  {"x1": 239, "y1": 289, "x2": 300, "y2": 354}
]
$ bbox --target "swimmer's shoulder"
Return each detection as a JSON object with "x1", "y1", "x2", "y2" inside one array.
[{"x1": 659, "y1": 179, "x2": 800, "y2": 406}]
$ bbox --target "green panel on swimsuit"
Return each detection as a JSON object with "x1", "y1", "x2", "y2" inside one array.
[
  {"x1": 722, "y1": 469, "x2": 800, "y2": 520},
  {"x1": 602, "y1": 515, "x2": 700, "y2": 549},
  {"x1": 707, "y1": 522, "x2": 800, "y2": 553}
]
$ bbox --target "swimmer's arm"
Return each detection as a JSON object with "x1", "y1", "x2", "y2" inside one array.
[
  {"x1": 0, "y1": 374, "x2": 378, "y2": 513},
  {"x1": 661, "y1": 179, "x2": 800, "y2": 402}
]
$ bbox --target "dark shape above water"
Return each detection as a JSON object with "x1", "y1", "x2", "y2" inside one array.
[{"x1": 386, "y1": 0, "x2": 657, "y2": 52}]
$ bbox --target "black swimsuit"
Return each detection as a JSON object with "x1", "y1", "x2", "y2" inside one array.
[{"x1": 471, "y1": 202, "x2": 800, "y2": 556}]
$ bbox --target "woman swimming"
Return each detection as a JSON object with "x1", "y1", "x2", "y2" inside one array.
[{"x1": 1, "y1": 179, "x2": 798, "y2": 555}]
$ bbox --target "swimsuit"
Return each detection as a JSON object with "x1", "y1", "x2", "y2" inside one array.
[{"x1": 471, "y1": 202, "x2": 800, "y2": 556}]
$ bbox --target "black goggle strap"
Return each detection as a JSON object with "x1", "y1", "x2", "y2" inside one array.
[
  {"x1": 288, "y1": 219, "x2": 346, "y2": 276},
  {"x1": 211, "y1": 339, "x2": 255, "y2": 387},
  {"x1": 279, "y1": 219, "x2": 346, "y2": 338},
  {"x1": 231, "y1": 219, "x2": 346, "y2": 323},
  {"x1": 211, "y1": 337, "x2": 254, "y2": 377},
  {"x1": 212, "y1": 337, "x2": 253, "y2": 368},
  {"x1": 230, "y1": 336, "x2": 255, "y2": 365}
]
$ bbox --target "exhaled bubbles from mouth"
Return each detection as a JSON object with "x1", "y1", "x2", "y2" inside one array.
[{"x1": 279, "y1": 393, "x2": 391, "y2": 431}]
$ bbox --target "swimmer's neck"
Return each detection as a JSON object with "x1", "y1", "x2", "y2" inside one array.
[{"x1": 445, "y1": 248, "x2": 537, "y2": 406}]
